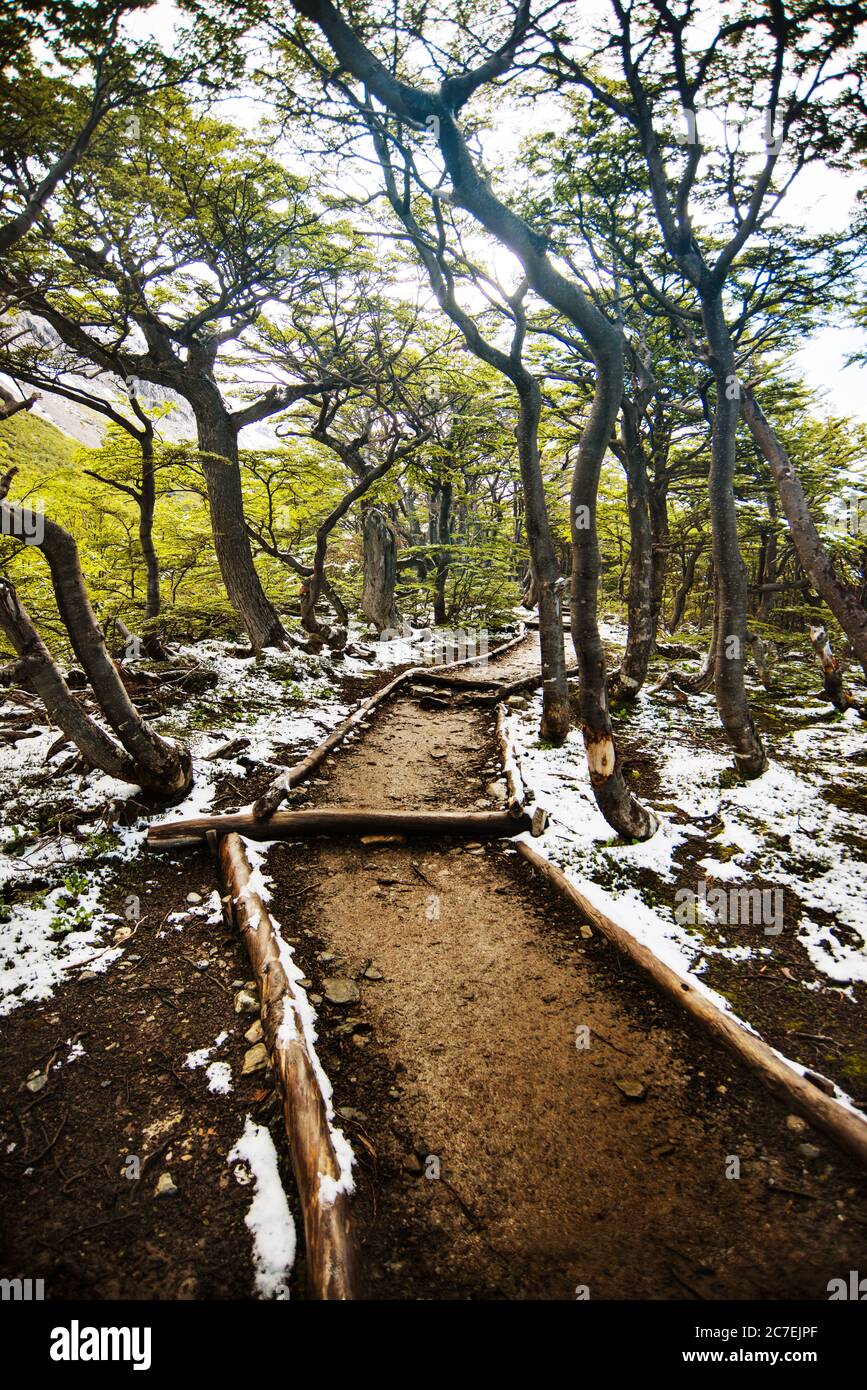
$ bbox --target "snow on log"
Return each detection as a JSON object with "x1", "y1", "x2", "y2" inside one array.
[
  {"x1": 219, "y1": 832, "x2": 357, "y2": 1299},
  {"x1": 517, "y1": 841, "x2": 867, "y2": 1170}
]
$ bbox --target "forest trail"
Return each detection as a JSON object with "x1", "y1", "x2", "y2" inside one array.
[
  {"x1": 2, "y1": 631, "x2": 865, "y2": 1301},
  {"x1": 267, "y1": 633, "x2": 867, "y2": 1299}
]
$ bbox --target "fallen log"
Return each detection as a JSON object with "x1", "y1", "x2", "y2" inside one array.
[
  {"x1": 495, "y1": 703, "x2": 529, "y2": 816},
  {"x1": 150, "y1": 807, "x2": 532, "y2": 850},
  {"x1": 516, "y1": 840, "x2": 867, "y2": 1170},
  {"x1": 483, "y1": 664, "x2": 580, "y2": 703},
  {"x1": 219, "y1": 832, "x2": 357, "y2": 1299}
]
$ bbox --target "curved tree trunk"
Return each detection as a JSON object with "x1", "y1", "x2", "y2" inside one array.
[
  {"x1": 702, "y1": 299, "x2": 766, "y2": 777},
  {"x1": 665, "y1": 571, "x2": 720, "y2": 695},
  {"x1": 571, "y1": 360, "x2": 658, "y2": 840},
  {"x1": 192, "y1": 391, "x2": 287, "y2": 652},
  {"x1": 0, "y1": 500, "x2": 191, "y2": 795},
  {"x1": 742, "y1": 388, "x2": 867, "y2": 680},
  {"x1": 667, "y1": 543, "x2": 704, "y2": 633},
  {"x1": 0, "y1": 579, "x2": 142, "y2": 782},
  {"x1": 361, "y1": 507, "x2": 401, "y2": 634}
]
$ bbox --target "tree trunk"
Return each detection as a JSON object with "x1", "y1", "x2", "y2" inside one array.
[
  {"x1": 0, "y1": 579, "x2": 143, "y2": 784},
  {"x1": 192, "y1": 391, "x2": 287, "y2": 652},
  {"x1": 361, "y1": 507, "x2": 401, "y2": 634},
  {"x1": 513, "y1": 370, "x2": 571, "y2": 744},
  {"x1": 702, "y1": 298, "x2": 766, "y2": 777},
  {"x1": 668, "y1": 543, "x2": 703, "y2": 633},
  {"x1": 571, "y1": 360, "x2": 658, "y2": 839},
  {"x1": 433, "y1": 479, "x2": 452, "y2": 626},
  {"x1": 1, "y1": 501, "x2": 191, "y2": 794},
  {"x1": 139, "y1": 427, "x2": 161, "y2": 620},
  {"x1": 648, "y1": 469, "x2": 670, "y2": 646},
  {"x1": 809, "y1": 624, "x2": 855, "y2": 713},
  {"x1": 742, "y1": 388, "x2": 867, "y2": 680},
  {"x1": 614, "y1": 403, "x2": 654, "y2": 699}
]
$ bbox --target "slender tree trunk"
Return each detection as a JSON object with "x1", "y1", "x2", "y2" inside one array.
[
  {"x1": 191, "y1": 388, "x2": 286, "y2": 652},
  {"x1": 667, "y1": 572, "x2": 720, "y2": 695},
  {"x1": 0, "y1": 501, "x2": 191, "y2": 794},
  {"x1": 668, "y1": 543, "x2": 704, "y2": 633},
  {"x1": 571, "y1": 358, "x2": 658, "y2": 839},
  {"x1": 649, "y1": 470, "x2": 670, "y2": 645},
  {"x1": 513, "y1": 370, "x2": 571, "y2": 743},
  {"x1": 433, "y1": 479, "x2": 452, "y2": 627},
  {"x1": 742, "y1": 388, "x2": 867, "y2": 680},
  {"x1": 614, "y1": 404, "x2": 654, "y2": 699},
  {"x1": 139, "y1": 428, "x2": 161, "y2": 620},
  {"x1": 702, "y1": 298, "x2": 766, "y2": 777}
]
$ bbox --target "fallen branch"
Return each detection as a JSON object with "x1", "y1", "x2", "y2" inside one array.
[
  {"x1": 517, "y1": 841, "x2": 867, "y2": 1170},
  {"x1": 219, "y1": 832, "x2": 357, "y2": 1299},
  {"x1": 150, "y1": 807, "x2": 532, "y2": 850}
]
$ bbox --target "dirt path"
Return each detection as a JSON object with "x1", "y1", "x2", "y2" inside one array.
[{"x1": 271, "y1": 636, "x2": 867, "y2": 1299}]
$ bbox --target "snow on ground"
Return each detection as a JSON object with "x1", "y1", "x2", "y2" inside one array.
[
  {"x1": 0, "y1": 625, "x2": 426, "y2": 1015},
  {"x1": 228, "y1": 1116, "x2": 296, "y2": 1299},
  {"x1": 508, "y1": 627, "x2": 866, "y2": 1103}
]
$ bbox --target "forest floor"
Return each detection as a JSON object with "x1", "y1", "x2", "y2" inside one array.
[{"x1": 0, "y1": 623, "x2": 865, "y2": 1299}]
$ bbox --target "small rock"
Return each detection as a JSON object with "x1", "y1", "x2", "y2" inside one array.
[
  {"x1": 464, "y1": 841, "x2": 483, "y2": 850},
  {"x1": 579, "y1": 924, "x2": 593, "y2": 940},
  {"x1": 244, "y1": 1019, "x2": 264, "y2": 1044},
  {"x1": 485, "y1": 781, "x2": 506, "y2": 799},
  {"x1": 155, "y1": 1171, "x2": 177, "y2": 1197},
  {"x1": 615, "y1": 1079, "x2": 648, "y2": 1102},
  {"x1": 360, "y1": 833, "x2": 406, "y2": 845},
  {"x1": 234, "y1": 988, "x2": 258, "y2": 1015},
  {"x1": 186, "y1": 892, "x2": 203, "y2": 905},
  {"x1": 78, "y1": 970, "x2": 99, "y2": 982},
  {"x1": 413, "y1": 1139, "x2": 430, "y2": 1160},
  {"x1": 336, "y1": 1107, "x2": 369, "y2": 1125},
  {"x1": 25, "y1": 1070, "x2": 46, "y2": 1093},
  {"x1": 323, "y1": 977, "x2": 361, "y2": 1005},
  {"x1": 403, "y1": 1152, "x2": 424, "y2": 1175},
  {"x1": 363, "y1": 964, "x2": 384, "y2": 981},
  {"x1": 785, "y1": 1113, "x2": 808, "y2": 1136},
  {"x1": 506, "y1": 695, "x2": 529, "y2": 709},
  {"x1": 317, "y1": 952, "x2": 336, "y2": 963},
  {"x1": 309, "y1": 993, "x2": 323, "y2": 1005},
  {"x1": 113, "y1": 925, "x2": 134, "y2": 943},
  {"x1": 799, "y1": 1143, "x2": 821, "y2": 1161},
  {"x1": 242, "y1": 1043, "x2": 269, "y2": 1075}
]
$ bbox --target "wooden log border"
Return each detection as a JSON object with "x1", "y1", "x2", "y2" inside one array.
[
  {"x1": 516, "y1": 840, "x2": 867, "y2": 1170},
  {"x1": 220, "y1": 832, "x2": 358, "y2": 1299}
]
